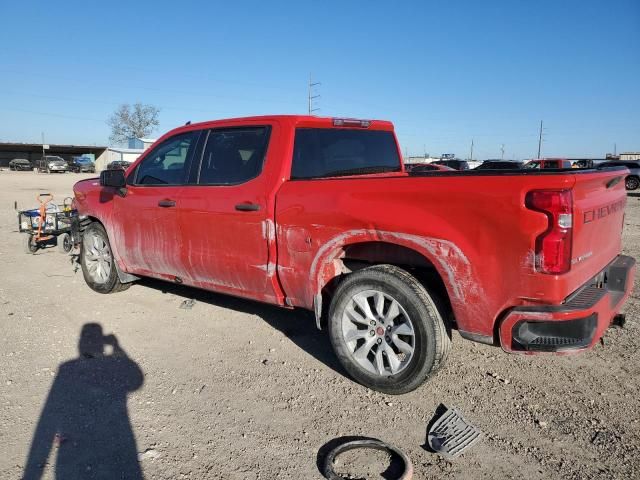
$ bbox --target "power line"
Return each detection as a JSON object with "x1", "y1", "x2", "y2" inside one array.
[
  {"x1": 308, "y1": 73, "x2": 321, "y2": 115},
  {"x1": 0, "y1": 106, "x2": 103, "y2": 123}
]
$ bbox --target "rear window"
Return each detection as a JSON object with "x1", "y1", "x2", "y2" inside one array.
[{"x1": 291, "y1": 128, "x2": 401, "y2": 179}]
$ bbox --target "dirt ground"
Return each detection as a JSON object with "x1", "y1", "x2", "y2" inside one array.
[{"x1": 0, "y1": 169, "x2": 638, "y2": 480}]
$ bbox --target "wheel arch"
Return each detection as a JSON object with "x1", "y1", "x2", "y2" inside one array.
[
  {"x1": 81, "y1": 215, "x2": 138, "y2": 284},
  {"x1": 310, "y1": 230, "x2": 475, "y2": 330}
]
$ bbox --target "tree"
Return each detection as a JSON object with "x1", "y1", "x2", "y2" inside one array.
[{"x1": 107, "y1": 103, "x2": 160, "y2": 145}]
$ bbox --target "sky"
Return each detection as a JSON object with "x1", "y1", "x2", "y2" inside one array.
[{"x1": 0, "y1": 0, "x2": 638, "y2": 160}]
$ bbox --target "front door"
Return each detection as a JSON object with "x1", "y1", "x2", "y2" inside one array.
[
  {"x1": 112, "y1": 130, "x2": 200, "y2": 280},
  {"x1": 177, "y1": 126, "x2": 277, "y2": 302}
]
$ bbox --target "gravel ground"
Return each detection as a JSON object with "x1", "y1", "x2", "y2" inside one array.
[{"x1": 0, "y1": 170, "x2": 638, "y2": 480}]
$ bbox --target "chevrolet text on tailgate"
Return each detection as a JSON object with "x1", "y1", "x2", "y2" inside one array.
[{"x1": 73, "y1": 115, "x2": 635, "y2": 394}]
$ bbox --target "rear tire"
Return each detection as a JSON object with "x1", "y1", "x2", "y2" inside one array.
[
  {"x1": 328, "y1": 264, "x2": 451, "y2": 394},
  {"x1": 626, "y1": 176, "x2": 640, "y2": 191},
  {"x1": 80, "y1": 222, "x2": 130, "y2": 294}
]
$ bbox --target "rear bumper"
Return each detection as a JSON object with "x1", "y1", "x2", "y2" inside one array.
[{"x1": 499, "y1": 255, "x2": 636, "y2": 354}]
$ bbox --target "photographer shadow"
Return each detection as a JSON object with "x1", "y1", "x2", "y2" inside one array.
[{"x1": 22, "y1": 323, "x2": 144, "y2": 480}]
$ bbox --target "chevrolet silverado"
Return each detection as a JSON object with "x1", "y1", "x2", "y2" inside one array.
[{"x1": 73, "y1": 115, "x2": 635, "y2": 394}]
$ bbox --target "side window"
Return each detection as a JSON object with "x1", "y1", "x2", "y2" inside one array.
[
  {"x1": 198, "y1": 127, "x2": 270, "y2": 185},
  {"x1": 134, "y1": 131, "x2": 198, "y2": 185}
]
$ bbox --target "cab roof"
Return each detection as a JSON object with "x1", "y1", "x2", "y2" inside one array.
[{"x1": 168, "y1": 115, "x2": 394, "y2": 136}]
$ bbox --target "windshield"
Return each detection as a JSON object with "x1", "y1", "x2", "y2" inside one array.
[
  {"x1": 291, "y1": 128, "x2": 401, "y2": 179},
  {"x1": 77, "y1": 158, "x2": 92, "y2": 164}
]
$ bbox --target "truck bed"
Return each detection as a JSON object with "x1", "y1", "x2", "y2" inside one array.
[{"x1": 275, "y1": 166, "x2": 630, "y2": 340}]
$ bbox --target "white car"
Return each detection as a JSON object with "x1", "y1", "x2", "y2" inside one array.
[{"x1": 38, "y1": 156, "x2": 68, "y2": 173}]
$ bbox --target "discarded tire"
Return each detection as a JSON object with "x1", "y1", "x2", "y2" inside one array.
[{"x1": 322, "y1": 438, "x2": 413, "y2": 480}]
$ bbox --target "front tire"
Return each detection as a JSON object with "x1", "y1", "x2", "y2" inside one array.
[
  {"x1": 328, "y1": 264, "x2": 451, "y2": 395},
  {"x1": 80, "y1": 222, "x2": 130, "y2": 293},
  {"x1": 626, "y1": 176, "x2": 640, "y2": 191}
]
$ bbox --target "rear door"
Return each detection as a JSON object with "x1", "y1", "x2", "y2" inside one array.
[
  {"x1": 111, "y1": 130, "x2": 201, "y2": 279},
  {"x1": 176, "y1": 126, "x2": 277, "y2": 302}
]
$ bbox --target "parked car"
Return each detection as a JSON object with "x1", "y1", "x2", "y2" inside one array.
[
  {"x1": 106, "y1": 160, "x2": 133, "y2": 170},
  {"x1": 9, "y1": 158, "x2": 32, "y2": 171},
  {"x1": 405, "y1": 163, "x2": 455, "y2": 173},
  {"x1": 432, "y1": 159, "x2": 470, "y2": 170},
  {"x1": 475, "y1": 160, "x2": 525, "y2": 170},
  {"x1": 598, "y1": 160, "x2": 640, "y2": 191},
  {"x1": 524, "y1": 158, "x2": 573, "y2": 169},
  {"x1": 73, "y1": 115, "x2": 635, "y2": 394},
  {"x1": 37, "y1": 156, "x2": 68, "y2": 173},
  {"x1": 69, "y1": 156, "x2": 96, "y2": 173}
]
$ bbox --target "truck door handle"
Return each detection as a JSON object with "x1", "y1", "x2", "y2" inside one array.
[
  {"x1": 235, "y1": 203, "x2": 260, "y2": 212},
  {"x1": 158, "y1": 199, "x2": 176, "y2": 208}
]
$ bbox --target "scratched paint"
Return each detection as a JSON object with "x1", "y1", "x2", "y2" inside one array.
[{"x1": 305, "y1": 228, "x2": 490, "y2": 334}]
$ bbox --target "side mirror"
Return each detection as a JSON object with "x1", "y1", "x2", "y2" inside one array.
[{"x1": 100, "y1": 169, "x2": 126, "y2": 188}]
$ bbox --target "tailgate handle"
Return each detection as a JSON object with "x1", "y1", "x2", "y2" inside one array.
[
  {"x1": 235, "y1": 203, "x2": 260, "y2": 212},
  {"x1": 158, "y1": 199, "x2": 176, "y2": 208}
]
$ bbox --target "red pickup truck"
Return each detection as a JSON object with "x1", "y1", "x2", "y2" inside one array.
[{"x1": 73, "y1": 115, "x2": 635, "y2": 394}]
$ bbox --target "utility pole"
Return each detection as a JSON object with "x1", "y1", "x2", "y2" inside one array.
[
  {"x1": 501, "y1": 144, "x2": 505, "y2": 160},
  {"x1": 469, "y1": 139, "x2": 474, "y2": 161},
  {"x1": 308, "y1": 73, "x2": 321, "y2": 115},
  {"x1": 614, "y1": 143, "x2": 617, "y2": 156},
  {"x1": 537, "y1": 120, "x2": 543, "y2": 159},
  {"x1": 41, "y1": 132, "x2": 45, "y2": 160}
]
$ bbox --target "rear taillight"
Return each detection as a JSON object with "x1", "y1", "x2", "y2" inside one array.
[{"x1": 525, "y1": 189, "x2": 573, "y2": 274}]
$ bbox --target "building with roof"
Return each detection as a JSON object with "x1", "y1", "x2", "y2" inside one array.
[
  {"x1": 0, "y1": 136, "x2": 159, "y2": 171},
  {"x1": 0, "y1": 142, "x2": 108, "y2": 169},
  {"x1": 99, "y1": 147, "x2": 145, "y2": 170},
  {"x1": 620, "y1": 152, "x2": 640, "y2": 161},
  {"x1": 128, "y1": 137, "x2": 157, "y2": 150}
]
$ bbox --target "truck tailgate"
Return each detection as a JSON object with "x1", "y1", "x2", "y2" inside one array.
[{"x1": 571, "y1": 169, "x2": 627, "y2": 280}]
